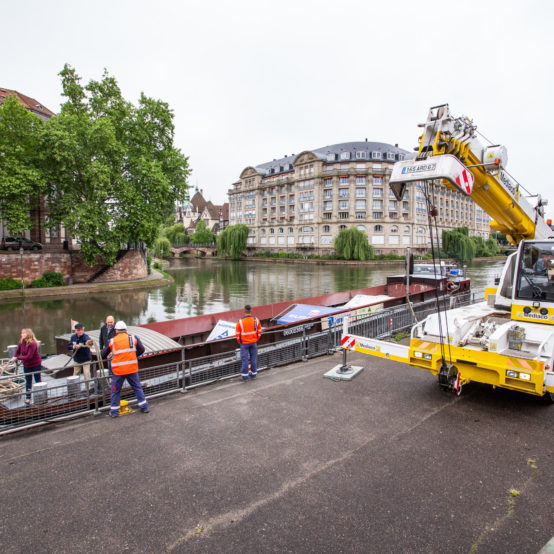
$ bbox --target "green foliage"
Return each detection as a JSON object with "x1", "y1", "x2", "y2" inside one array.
[
  {"x1": 442, "y1": 227, "x2": 476, "y2": 263},
  {"x1": 375, "y1": 253, "x2": 405, "y2": 260},
  {"x1": 0, "y1": 94, "x2": 47, "y2": 234},
  {"x1": 40, "y1": 64, "x2": 190, "y2": 265},
  {"x1": 190, "y1": 220, "x2": 215, "y2": 244},
  {"x1": 29, "y1": 271, "x2": 65, "y2": 288},
  {"x1": 334, "y1": 227, "x2": 374, "y2": 261},
  {"x1": 217, "y1": 224, "x2": 249, "y2": 259},
  {"x1": 163, "y1": 223, "x2": 189, "y2": 245},
  {"x1": 0, "y1": 277, "x2": 21, "y2": 290},
  {"x1": 154, "y1": 237, "x2": 172, "y2": 258}
]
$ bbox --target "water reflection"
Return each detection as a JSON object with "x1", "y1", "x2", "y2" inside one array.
[{"x1": 0, "y1": 258, "x2": 505, "y2": 354}]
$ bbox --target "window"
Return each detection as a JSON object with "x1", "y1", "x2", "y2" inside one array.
[
  {"x1": 371, "y1": 151, "x2": 382, "y2": 159},
  {"x1": 355, "y1": 199, "x2": 366, "y2": 210},
  {"x1": 356, "y1": 176, "x2": 366, "y2": 185},
  {"x1": 390, "y1": 225, "x2": 398, "y2": 233},
  {"x1": 373, "y1": 212, "x2": 383, "y2": 219},
  {"x1": 355, "y1": 151, "x2": 367, "y2": 159},
  {"x1": 373, "y1": 200, "x2": 383, "y2": 210},
  {"x1": 323, "y1": 178, "x2": 333, "y2": 187},
  {"x1": 339, "y1": 212, "x2": 349, "y2": 219},
  {"x1": 374, "y1": 225, "x2": 383, "y2": 232},
  {"x1": 288, "y1": 227, "x2": 294, "y2": 234},
  {"x1": 386, "y1": 152, "x2": 395, "y2": 161},
  {"x1": 278, "y1": 227, "x2": 284, "y2": 234},
  {"x1": 270, "y1": 228, "x2": 275, "y2": 234},
  {"x1": 357, "y1": 225, "x2": 366, "y2": 231},
  {"x1": 323, "y1": 213, "x2": 332, "y2": 220},
  {"x1": 323, "y1": 189, "x2": 332, "y2": 199},
  {"x1": 339, "y1": 177, "x2": 349, "y2": 185},
  {"x1": 339, "y1": 225, "x2": 347, "y2": 231},
  {"x1": 323, "y1": 225, "x2": 331, "y2": 233},
  {"x1": 355, "y1": 212, "x2": 366, "y2": 219},
  {"x1": 326, "y1": 153, "x2": 336, "y2": 161},
  {"x1": 389, "y1": 200, "x2": 398, "y2": 210},
  {"x1": 321, "y1": 235, "x2": 332, "y2": 245},
  {"x1": 373, "y1": 177, "x2": 383, "y2": 185},
  {"x1": 373, "y1": 188, "x2": 383, "y2": 197},
  {"x1": 403, "y1": 201, "x2": 409, "y2": 211},
  {"x1": 404, "y1": 225, "x2": 410, "y2": 233},
  {"x1": 339, "y1": 188, "x2": 349, "y2": 197},
  {"x1": 323, "y1": 201, "x2": 333, "y2": 211},
  {"x1": 302, "y1": 226, "x2": 314, "y2": 233},
  {"x1": 339, "y1": 200, "x2": 349, "y2": 210},
  {"x1": 340, "y1": 151, "x2": 351, "y2": 160},
  {"x1": 356, "y1": 187, "x2": 366, "y2": 197},
  {"x1": 325, "y1": 164, "x2": 334, "y2": 171}
]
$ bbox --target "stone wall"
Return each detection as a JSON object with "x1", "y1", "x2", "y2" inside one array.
[{"x1": 0, "y1": 249, "x2": 147, "y2": 285}]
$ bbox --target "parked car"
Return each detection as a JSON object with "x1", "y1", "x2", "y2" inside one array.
[{"x1": 1, "y1": 236, "x2": 43, "y2": 251}]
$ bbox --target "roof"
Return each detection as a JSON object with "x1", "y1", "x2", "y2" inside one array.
[
  {"x1": 203, "y1": 200, "x2": 220, "y2": 220},
  {"x1": 56, "y1": 326, "x2": 181, "y2": 356},
  {"x1": 252, "y1": 141, "x2": 410, "y2": 177},
  {"x1": 0, "y1": 88, "x2": 56, "y2": 120},
  {"x1": 191, "y1": 191, "x2": 207, "y2": 213}
]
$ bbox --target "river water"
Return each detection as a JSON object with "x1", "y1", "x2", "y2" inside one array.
[{"x1": 0, "y1": 258, "x2": 506, "y2": 354}]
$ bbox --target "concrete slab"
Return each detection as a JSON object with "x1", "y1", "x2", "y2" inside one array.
[{"x1": 1, "y1": 350, "x2": 553, "y2": 553}]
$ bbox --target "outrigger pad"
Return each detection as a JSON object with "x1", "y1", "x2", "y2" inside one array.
[{"x1": 323, "y1": 364, "x2": 364, "y2": 382}]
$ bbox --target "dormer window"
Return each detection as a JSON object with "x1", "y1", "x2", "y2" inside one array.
[
  {"x1": 371, "y1": 152, "x2": 382, "y2": 160},
  {"x1": 340, "y1": 151, "x2": 351, "y2": 160},
  {"x1": 356, "y1": 151, "x2": 367, "y2": 159}
]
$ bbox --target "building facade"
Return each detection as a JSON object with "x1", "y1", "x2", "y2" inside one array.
[
  {"x1": 175, "y1": 187, "x2": 229, "y2": 234},
  {"x1": 228, "y1": 141, "x2": 490, "y2": 255}
]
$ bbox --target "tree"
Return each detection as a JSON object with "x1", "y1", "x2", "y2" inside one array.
[
  {"x1": 190, "y1": 220, "x2": 215, "y2": 244},
  {"x1": 217, "y1": 224, "x2": 249, "y2": 259},
  {"x1": 163, "y1": 223, "x2": 188, "y2": 245},
  {"x1": 40, "y1": 65, "x2": 190, "y2": 265},
  {"x1": 442, "y1": 227, "x2": 476, "y2": 263},
  {"x1": 153, "y1": 237, "x2": 171, "y2": 258},
  {"x1": 334, "y1": 227, "x2": 374, "y2": 261},
  {"x1": 0, "y1": 94, "x2": 46, "y2": 234}
]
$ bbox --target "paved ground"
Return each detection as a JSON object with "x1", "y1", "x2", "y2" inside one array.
[{"x1": 1, "y1": 350, "x2": 553, "y2": 553}]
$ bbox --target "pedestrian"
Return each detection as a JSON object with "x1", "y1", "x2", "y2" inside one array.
[
  {"x1": 67, "y1": 323, "x2": 93, "y2": 385},
  {"x1": 13, "y1": 328, "x2": 42, "y2": 406},
  {"x1": 236, "y1": 305, "x2": 262, "y2": 381},
  {"x1": 99, "y1": 315, "x2": 116, "y2": 375},
  {"x1": 101, "y1": 321, "x2": 149, "y2": 417}
]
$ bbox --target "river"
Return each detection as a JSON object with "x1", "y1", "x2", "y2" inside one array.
[{"x1": 0, "y1": 258, "x2": 506, "y2": 354}]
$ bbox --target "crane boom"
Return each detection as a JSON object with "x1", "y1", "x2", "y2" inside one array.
[{"x1": 389, "y1": 104, "x2": 552, "y2": 243}]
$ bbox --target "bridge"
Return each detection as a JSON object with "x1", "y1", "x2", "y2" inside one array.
[{"x1": 170, "y1": 243, "x2": 217, "y2": 257}]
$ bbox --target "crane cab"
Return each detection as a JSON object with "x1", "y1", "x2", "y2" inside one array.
[{"x1": 508, "y1": 240, "x2": 554, "y2": 325}]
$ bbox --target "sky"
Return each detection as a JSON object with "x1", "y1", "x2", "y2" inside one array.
[{"x1": 3, "y1": 0, "x2": 554, "y2": 219}]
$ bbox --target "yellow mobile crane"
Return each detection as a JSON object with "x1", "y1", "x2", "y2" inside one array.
[{"x1": 341, "y1": 104, "x2": 554, "y2": 401}]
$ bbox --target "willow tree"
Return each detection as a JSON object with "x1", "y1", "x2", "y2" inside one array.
[
  {"x1": 217, "y1": 224, "x2": 249, "y2": 259},
  {"x1": 334, "y1": 227, "x2": 374, "y2": 261},
  {"x1": 442, "y1": 227, "x2": 476, "y2": 263}
]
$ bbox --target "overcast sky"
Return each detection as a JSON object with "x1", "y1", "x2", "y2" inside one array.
[{"x1": 3, "y1": 0, "x2": 554, "y2": 219}]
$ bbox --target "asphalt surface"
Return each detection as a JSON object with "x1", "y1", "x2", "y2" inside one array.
[{"x1": 1, "y1": 350, "x2": 553, "y2": 553}]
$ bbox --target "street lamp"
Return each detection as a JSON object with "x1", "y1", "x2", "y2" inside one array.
[{"x1": 19, "y1": 247, "x2": 24, "y2": 289}]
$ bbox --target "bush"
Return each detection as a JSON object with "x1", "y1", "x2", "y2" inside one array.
[
  {"x1": 0, "y1": 278, "x2": 20, "y2": 290},
  {"x1": 29, "y1": 271, "x2": 64, "y2": 289},
  {"x1": 42, "y1": 271, "x2": 64, "y2": 287}
]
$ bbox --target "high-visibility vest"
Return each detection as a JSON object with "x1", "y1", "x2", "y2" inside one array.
[
  {"x1": 236, "y1": 316, "x2": 261, "y2": 344},
  {"x1": 109, "y1": 332, "x2": 139, "y2": 375}
]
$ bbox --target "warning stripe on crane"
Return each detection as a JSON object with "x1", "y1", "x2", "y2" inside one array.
[
  {"x1": 506, "y1": 357, "x2": 536, "y2": 372},
  {"x1": 455, "y1": 168, "x2": 474, "y2": 195},
  {"x1": 341, "y1": 335, "x2": 356, "y2": 350}
]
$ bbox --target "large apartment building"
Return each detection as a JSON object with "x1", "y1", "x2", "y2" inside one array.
[{"x1": 228, "y1": 141, "x2": 490, "y2": 255}]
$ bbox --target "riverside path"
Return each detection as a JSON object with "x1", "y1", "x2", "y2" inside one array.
[{"x1": 1, "y1": 349, "x2": 552, "y2": 553}]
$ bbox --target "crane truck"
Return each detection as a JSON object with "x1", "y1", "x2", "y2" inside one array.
[{"x1": 341, "y1": 104, "x2": 554, "y2": 402}]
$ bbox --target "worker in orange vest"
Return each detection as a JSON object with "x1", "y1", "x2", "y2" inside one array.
[
  {"x1": 236, "y1": 304, "x2": 262, "y2": 380},
  {"x1": 101, "y1": 321, "x2": 149, "y2": 417}
]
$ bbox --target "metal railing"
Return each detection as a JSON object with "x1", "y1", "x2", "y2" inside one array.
[{"x1": 0, "y1": 289, "x2": 485, "y2": 435}]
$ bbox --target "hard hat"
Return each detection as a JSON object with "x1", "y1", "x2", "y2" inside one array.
[{"x1": 115, "y1": 321, "x2": 127, "y2": 330}]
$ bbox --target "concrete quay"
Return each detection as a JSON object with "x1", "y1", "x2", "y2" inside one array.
[{"x1": 1, "y1": 350, "x2": 552, "y2": 553}]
